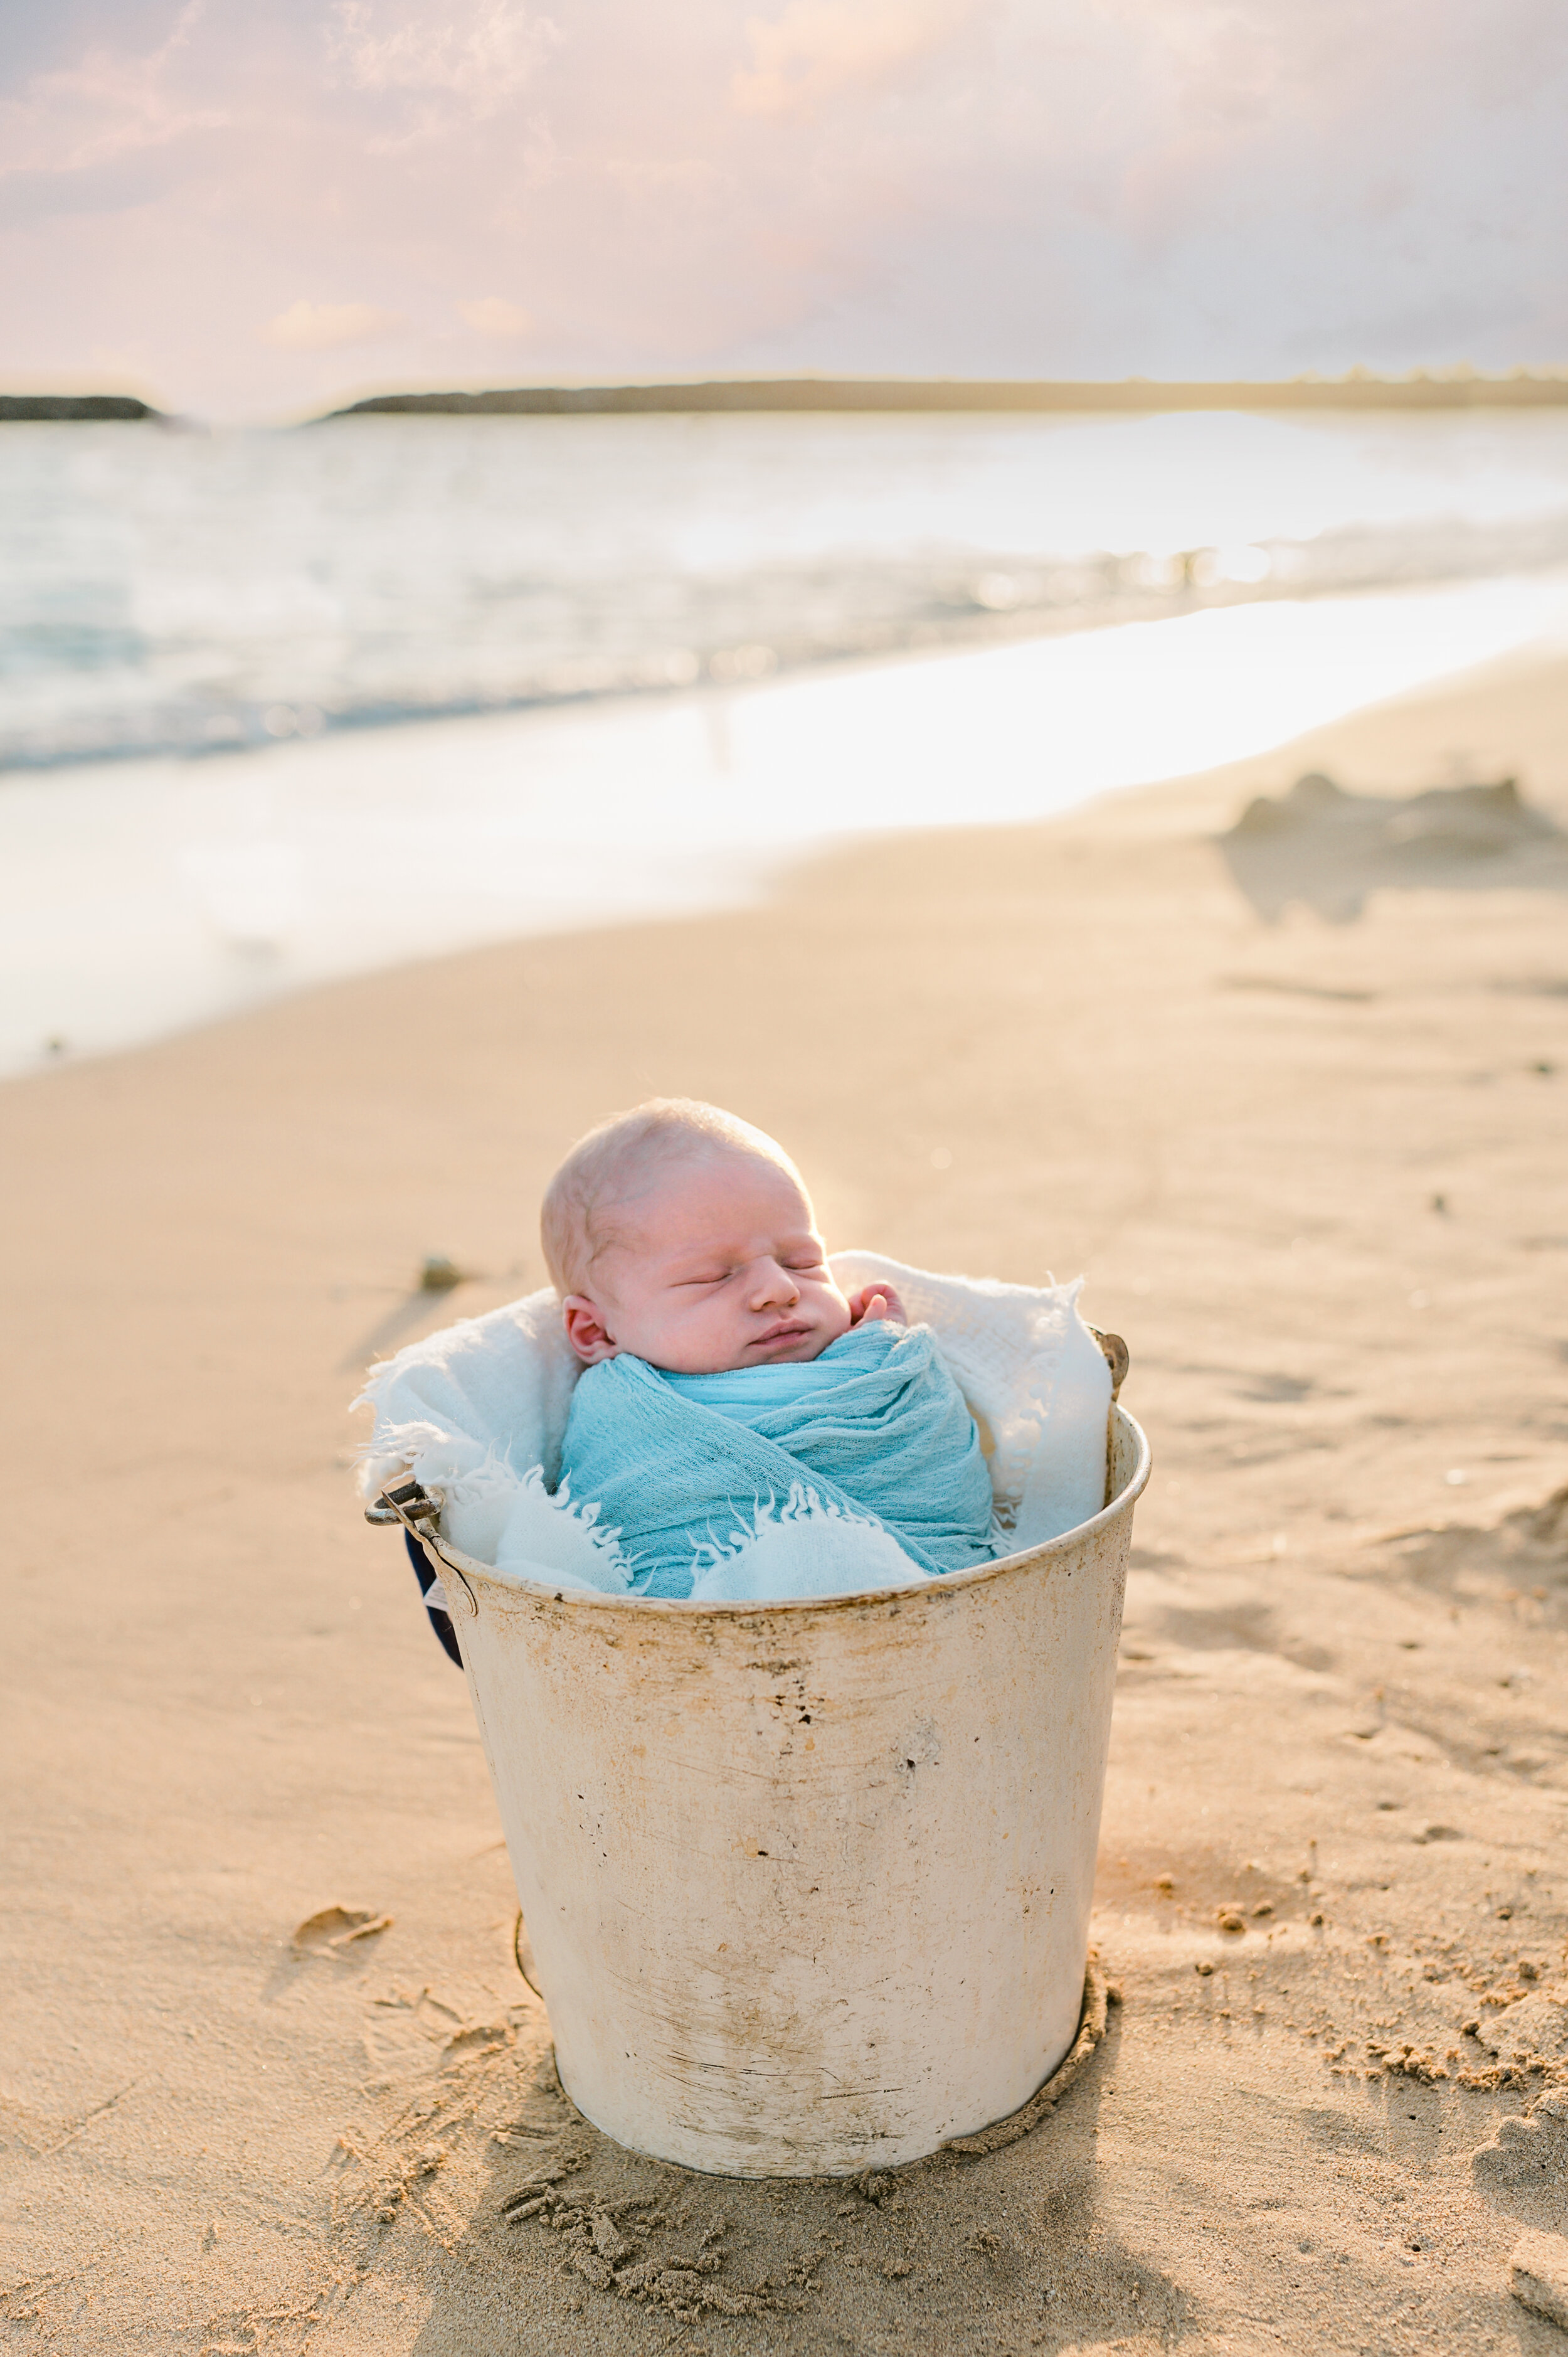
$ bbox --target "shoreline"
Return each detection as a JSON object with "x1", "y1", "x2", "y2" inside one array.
[
  {"x1": 3, "y1": 643, "x2": 1568, "y2": 2348},
  {"x1": 10, "y1": 529, "x2": 1568, "y2": 782},
  {"x1": 6, "y1": 570, "x2": 1568, "y2": 1082}
]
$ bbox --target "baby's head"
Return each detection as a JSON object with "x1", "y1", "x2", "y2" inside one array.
[{"x1": 541, "y1": 1099, "x2": 853, "y2": 1374}]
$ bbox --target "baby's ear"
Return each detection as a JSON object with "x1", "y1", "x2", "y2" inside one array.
[{"x1": 563, "y1": 1295, "x2": 617, "y2": 1363}]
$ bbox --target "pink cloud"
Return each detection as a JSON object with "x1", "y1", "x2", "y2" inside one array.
[
  {"x1": 328, "y1": 0, "x2": 559, "y2": 105},
  {"x1": 261, "y1": 299, "x2": 406, "y2": 348},
  {"x1": 0, "y1": 0, "x2": 226, "y2": 176},
  {"x1": 455, "y1": 295, "x2": 532, "y2": 336},
  {"x1": 0, "y1": 0, "x2": 1564, "y2": 418},
  {"x1": 732, "y1": 0, "x2": 981, "y2": 119}
]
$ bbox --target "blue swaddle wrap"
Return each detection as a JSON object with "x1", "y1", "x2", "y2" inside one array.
[
  {"x1": 659, "y1": 1356, "x2": 848, "y2": 1424},
  {"x1": 557, "y1": 1319, "x2": 995, "y2": 1599}
]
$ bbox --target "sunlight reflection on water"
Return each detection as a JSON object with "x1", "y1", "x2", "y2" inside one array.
[{"x1": 4, "y1": 566, "x2": 1567, "y2": 1077}]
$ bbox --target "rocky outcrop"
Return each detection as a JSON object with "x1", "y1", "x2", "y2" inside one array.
[{"x1": 0, "y1": 395, "x2": 161, "y2": 421}]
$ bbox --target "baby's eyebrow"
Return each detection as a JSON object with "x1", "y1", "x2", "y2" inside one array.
[
  {"x1": 662, "y1": 1234, "x2": 825, "y2": 1276},
  {"x1": 663, "y1": 1251, "x2": 738, "y2": 1279}
]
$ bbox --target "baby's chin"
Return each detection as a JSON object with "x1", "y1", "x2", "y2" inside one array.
[
  {"x1": 742, "y1": 1329, "x2": 832, "y2": 1365},
  {"x1": 738, "y1": 1306, "x2": 852, "y2": 1365}
]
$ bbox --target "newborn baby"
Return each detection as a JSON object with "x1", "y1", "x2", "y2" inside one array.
[{"x1": 544, "y1": 1099, "x2": 996, "y2": 1598}]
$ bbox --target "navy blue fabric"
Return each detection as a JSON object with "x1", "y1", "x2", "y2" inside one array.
[{"x1": 405, "y1": 1528, "x2": 463, "y2": 1666}]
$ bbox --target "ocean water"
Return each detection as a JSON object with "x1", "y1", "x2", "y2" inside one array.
[
  {"x1": 5, "y1": 407, "x2": 1568, "y2": 1076},
  {"x1": 6, "y1": 406, "x2": 1568, "y2": 771}
]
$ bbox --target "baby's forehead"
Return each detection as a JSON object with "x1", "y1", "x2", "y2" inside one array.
[{"x1": 608, "y1": 1143, "x2": 810, "y2": 1245}]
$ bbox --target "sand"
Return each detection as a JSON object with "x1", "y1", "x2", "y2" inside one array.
[{"x1": 4, "y1": 642, "x2": 1568, "y2": 2354}]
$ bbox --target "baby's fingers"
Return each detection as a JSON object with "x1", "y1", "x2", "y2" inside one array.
[{"x1": 848, "y1": 1283, "x2": 904, "y2": 1326}]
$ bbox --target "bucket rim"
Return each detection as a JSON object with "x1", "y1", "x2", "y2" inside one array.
[{"x1": 418, "y1": 1402, "x2": 1150, "y2": 1622}]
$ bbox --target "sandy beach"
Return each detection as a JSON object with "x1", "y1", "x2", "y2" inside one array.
[{"x1": 4, "y1": 641, "x2": 1568, "y2": 2354}]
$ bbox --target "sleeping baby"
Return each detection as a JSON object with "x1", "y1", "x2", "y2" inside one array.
[{"x1": 543, "y1": 1099, "x2": 996, "y2": 1597}]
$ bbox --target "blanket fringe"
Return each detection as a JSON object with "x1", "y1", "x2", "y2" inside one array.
[
  {"x1": 529, "y1": 1468, "x2": 634, "y2": 1587},
  {"x1": 688, "y1": 1481, "x2": 887, "y2": 1576}
]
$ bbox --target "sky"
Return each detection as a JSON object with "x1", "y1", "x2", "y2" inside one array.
[{"x1": 2, "y1": 0, "x2": 1566, "y2": 422}]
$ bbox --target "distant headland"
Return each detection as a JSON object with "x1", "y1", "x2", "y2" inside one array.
[
  {"x1": 5, "y1": 375, "x2": 1567, "y2": 427},
  {"x1": 320, "y1": 371, "x2": 1568, "y2": 420},
  {"x1": 0, "y1": 394, "x2": 164, "y2": 422}
]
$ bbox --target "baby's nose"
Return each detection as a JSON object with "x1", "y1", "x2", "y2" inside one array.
[{"x1": 750, "y1": 1257, "x2": 800, "y2": 1306}]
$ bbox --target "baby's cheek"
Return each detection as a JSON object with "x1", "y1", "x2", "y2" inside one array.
[{"x1": 822, "y1": 1287, "x2": 854, "y2": 1339}]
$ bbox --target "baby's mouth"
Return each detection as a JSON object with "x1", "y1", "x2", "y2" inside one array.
[{"x1": 750, "y1": 1319, "x2": 812, "y2": 1349}]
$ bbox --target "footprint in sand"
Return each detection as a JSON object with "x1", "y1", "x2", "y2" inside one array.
[
  {"x1": 290, "y1": 1905, "x2": 393, "y2": 1957},
  {"x1": 361, "y1": 1989, "x2": 464, "y2": 2090},
  {"x1": 1474, "y1": 2085, "x2": 1568, "y2": 2251},
  {"x1": 1476, "y1": 2095, "x2": 1568, "y2": 2195},
  {"x1": 1511, "y1": 2228, "x2": 1568, "y2": 2329},
  {"x1": 1473, "y1": 1987, "x2": 1568, "y2": 2071},
  {"x1": 361, "y1": 1986, "x2": 521, "y2": 2093}
]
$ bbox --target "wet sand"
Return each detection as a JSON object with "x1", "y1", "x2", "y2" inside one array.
[{"x1": 4, "y1": 644, "x2": 1568, "y2": 2353}]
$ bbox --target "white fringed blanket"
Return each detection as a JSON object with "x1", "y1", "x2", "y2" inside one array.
[{"x1": 354, "y1": 1252, "x2": 1113, "y2": 1604}]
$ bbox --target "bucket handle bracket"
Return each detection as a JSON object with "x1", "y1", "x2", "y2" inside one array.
[
  {"x1": 364, "y1": 1477, "x2": 478, "y2": 1619},
  {"x1": 1089, "y1": 1327, "x2": 1128, "y2": 1398},
  {"x1": 364, "y1": 1476, "x2": 440, "y2": 1529}
]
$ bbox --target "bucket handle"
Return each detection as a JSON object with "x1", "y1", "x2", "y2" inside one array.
[{"x1": 364, "y1": 1478, "x2": 479, "y2": 1619}]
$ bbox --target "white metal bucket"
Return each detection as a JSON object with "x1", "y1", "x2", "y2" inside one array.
[{"x1": 415, "y1": 1402, "x2": 1149, "y2": 2176}]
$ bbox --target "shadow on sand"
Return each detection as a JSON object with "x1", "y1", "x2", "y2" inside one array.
[{"x1": 376, "y1": 1996, "x2": 1199, "y2": 2357}]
